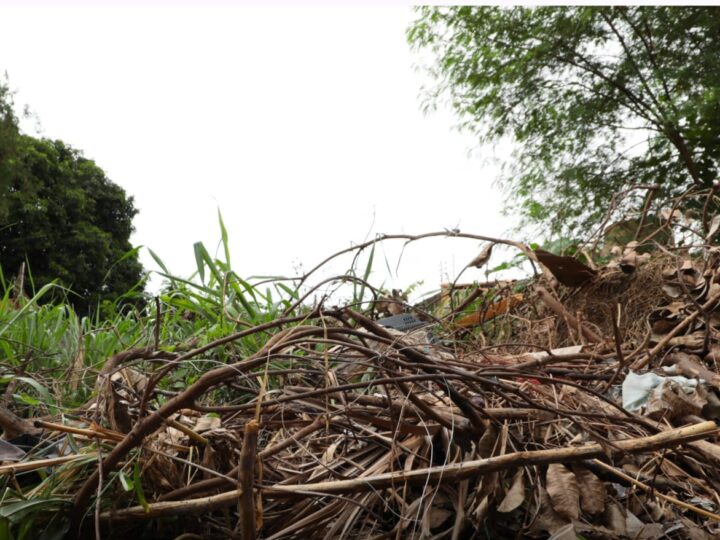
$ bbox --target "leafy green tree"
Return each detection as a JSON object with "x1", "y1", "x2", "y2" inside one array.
[
  {"x1": 408, "y1": 6, "x2": 720, "y2": 236},
  {"x1": 0, "y1": 81, "x2": 20, "y2": 222},
  {"x1": 0, "y1": 84, "x2": 145, "y2": 314}
]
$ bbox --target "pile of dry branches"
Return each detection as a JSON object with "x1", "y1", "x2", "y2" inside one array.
[{"x1": 5, "y1": 220, "x2": 720, "y2": 539}]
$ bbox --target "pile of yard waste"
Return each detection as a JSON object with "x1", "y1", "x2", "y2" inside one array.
[{"x1": 3, "y1": 219, "x2": 720, "y2": 539}]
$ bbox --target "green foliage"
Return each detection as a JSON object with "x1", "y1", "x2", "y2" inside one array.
[
  {"x1": 0, "y1": 217, "x2": 311, "y2": 534},
  {"x1": 0, "y1": 216, "x2": 305, "y2": 436},
  {"x1": 0, "y1": 79, "x2": 20, "y2": 222},
  {"x1": 0, "y1": 283, "x2": 150, "y2": 408},
  {"x1": 147, "y1": 213, "x2": 307, "y2": 393},
  {"x1": 0, "y1": 83, "x2": 145, "y2": 315},
  {"x1": 0, "y1": 498, "x2": 71, "y2": 540},
  {"x1": 408, "y1": 6, "x2": 720, "y2": 236}
]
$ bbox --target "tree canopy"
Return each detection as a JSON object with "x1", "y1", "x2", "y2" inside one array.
[
  {"x1": 408, "y1": 6, "x2": 720, "y2": 236},
  {"x1": 0, "y1": 83, "x2": 19, "y2": 223},
  {"x1": 0, "y1": 82, "x2": 145, "y2": 314}
]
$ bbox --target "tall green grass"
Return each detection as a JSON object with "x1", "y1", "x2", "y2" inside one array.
[{"x1": 0, "y1": 210, "x2": 390, "y2": 537}]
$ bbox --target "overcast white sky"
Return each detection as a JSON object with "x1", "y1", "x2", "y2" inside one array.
[{"x1": 0, "y1": 5, "x2": 517, "y2": 299}]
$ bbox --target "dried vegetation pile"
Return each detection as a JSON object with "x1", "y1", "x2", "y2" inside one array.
[{"x1": 4, "y1": 212, "x2": 720, "y2": 539}]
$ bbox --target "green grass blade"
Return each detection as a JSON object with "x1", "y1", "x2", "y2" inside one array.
[
  {"x1": 0, "y1": 283, "x2": 57, "y2": 339},
  {"x1": 193, "y1": 242, "x2": 206, "y2": 284},
  {"x1": 133, "y1": 460, "x2": 150, "y2": 513},
  {"x1": 218, "y1": 209, "x2": 231, "y2": 268},
  {"x1": 101, "y1": 246, "x2": 143, "y2": 284},
  {"x1": 356, "y1": 244, "x2": 375, "y2": 306}
]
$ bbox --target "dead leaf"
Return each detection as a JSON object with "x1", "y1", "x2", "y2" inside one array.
[
  {"x1": 106, "y1": 380, "x2": 132, "y2": 434},
  {"x1": 708, "y1": 215, "x2": 720, "y2": 244},
  {"x1": 605, "y1": 500, "x2": 627, "y2": 536},
  {"x1": 619, "y1": 251, "x2": 638, "y2": 274},
  {"x1": 528, "y1": 487, "x2": 571, "y2": 535},
  {"x1": 0, "y1": 440, "x2": 25, "y2": 461},
  {"x1": 662, "y1": 283, "x2": 682, "y2": 298},
  {"x1": 427, "y1": 506, "x2": 453, "y2": 530},
  {"x1": 546, "y1": 463, "x2": 580, "y2": 520},
  {"x1": 195, "y1": 414, "x2": 222, "y2": 433},
  {"x1": 321, "y1": 442, "x2": 340, "y2": 465},
  {"x1": 455, "y1": 293, "x2": 523, "y2": 328},
  {"x1": 572, "y1": 465, "x2": 606, "y2": 514},
  {"x1": 497, "y1": 469, "x2": 525, "y2": 513},
  {"x1": 534, "y1": 249, "x2": 596, "y2": 287},
  {"x1": 626, "y1": 511, "x2": 663, "y2": 540},
  {"x1": 467, "y1": 243, "x2": 494, "y2": 269},
  {"x1": 471, "y1": 494, "x2": 489, "y2": 524},
  {"x1": 646, "y1": 378, "x2": 706, "y2": 420},
  {"x1": 477, "y1": 424, "x2": 498, "y2": 459},
  {"x1": 683, "y1": 516, "x2": 716, "y2": 540},
  {"x1": 672, "y1": 352, "x2": 720, "y2": 389},
  {"x1": 548, "y1": 523, "x2": 576, "y2": 540}
]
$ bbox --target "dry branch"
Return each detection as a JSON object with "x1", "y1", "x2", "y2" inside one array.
[
  {"x1": 99, "y1": 421, "x2": 719, "y2": 522},
  {"x1": 234, "y1": 420, "x2": 259, "y2": 540}
]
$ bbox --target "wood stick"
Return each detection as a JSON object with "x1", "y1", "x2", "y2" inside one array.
[
  {"x1": 100, "y1": 421, "x2": 719, "y2": 522},
  {"x1": 34, "y1": 420, "x2": 124, "y2": 442},
  {"x1": 234, "y1": 420, "x2": 258, "y2": 540},
  {"x1": 0, "y1": 454, "x2": 91, "y2": 475},
  {"x1": 166, "y1": 418, "x2": 209, "y2": 446}
]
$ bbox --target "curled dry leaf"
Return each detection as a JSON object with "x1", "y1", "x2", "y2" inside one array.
[
  {"x1": 455, "y1": 293, "x2": 523, "y2": 328},
  {"x1": 467, "y1": 243, "x2": 494, "y2": 269},
  {"x1": 496, "y1": 469, "x2": 525, "y2": 513},
  {"x1": 619, "y1": 251, "x2": 638, "y2": 274},
  {"x1": 662, "y1": 283, "x2": 682, "y2": 299},
  {"x1": 571, "y1": 465, "x2": 606, "y2": 514},
  {"x1": 194, "y1": 414, "x2": 222, "y2": 433},
  {"x1": 321, "y1": 441, "x2": 340, "y2": 465},
  {"x1": 533, "y1": 249, "x2": 596, "y2": 287},
  {"x1": 545, "y1": 463, "x2": 580, "y2": 521},
  {"x1": 471, "y1": 494, "x2": 489, "y2": 524},
  {"x1": 707, "y1": 215, "x2": 720, "y2": 244}
]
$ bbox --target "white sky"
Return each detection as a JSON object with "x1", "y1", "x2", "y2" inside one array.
[{"x1": 0, "y1": 5, "x2": 517, "y2": 300}]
